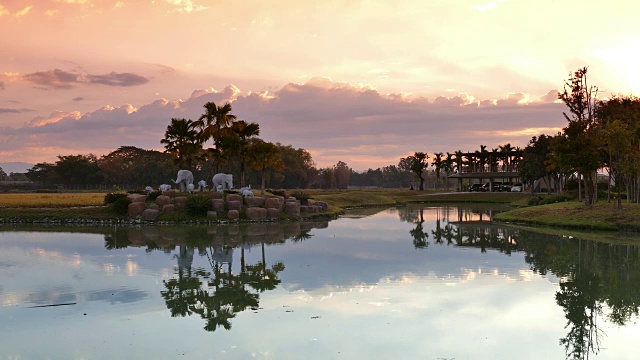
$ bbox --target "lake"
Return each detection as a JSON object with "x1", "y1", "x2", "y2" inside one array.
[{"x1": 1, "y1": 205, "x2": 639, "y2": 360}]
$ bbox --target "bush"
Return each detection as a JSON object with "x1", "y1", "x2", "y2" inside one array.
[
  {"x1": 185, "y1": 194, "x2": 212, "y2": 216},
  {"x1": 127, "y1": 189, "x2": 147, "y2": 195},
  {"x1": 528, "y1": 194, "x2": 571, "y2": 206},
  {"x1": 291, "y1": 191, "x2": 310, "y2": 205},
  {"x1": 110, "y1": 197, "x2": 131, "y2": 215},
  {"x1": 147, "y1": 190, "x2": 162, "y2": 201},
  {"x1": 104, "y1": 192, "x2": 128, "y2": 205},
  {"x1": 268, "y1": 189, "x2": 286, "y2": 197}
]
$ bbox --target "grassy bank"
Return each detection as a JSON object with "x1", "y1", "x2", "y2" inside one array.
[{"x1": 493, "y1": 200, "x2": 640, "y2": 231}]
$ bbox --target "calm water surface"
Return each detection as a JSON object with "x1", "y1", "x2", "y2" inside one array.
[{"x1": 1, "y1": 205, "x2": 639, "y2": 360}]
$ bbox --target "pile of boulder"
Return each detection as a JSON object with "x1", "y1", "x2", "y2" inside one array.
[{"x1": 126, "y1": 191, "x2": 329, "y2": 222}]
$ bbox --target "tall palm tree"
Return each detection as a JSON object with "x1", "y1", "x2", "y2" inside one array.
[
  {"x1": 231, "y1": 120, "x2": 260, "y2": 187},
  {"x1": 431, "y1": 152, "x2": 443, "y2": 188},
  {"x1": 500, "y1": 143, "x2": 514, "y2": 171},
  {"x1": 193, "y1": 102, "x2": 237, "y2": 149},
  {"x1": 160, "y1": 118, "x2": 201, "y2": 169}
]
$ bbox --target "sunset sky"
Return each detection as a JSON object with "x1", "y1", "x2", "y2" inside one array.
[{"x1": 1, "y1": 0, "x2": 639, "y2": 171}]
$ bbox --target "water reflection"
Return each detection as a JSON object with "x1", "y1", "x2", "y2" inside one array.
[
  {"x1": 102, "y1": 222, "x2": 326, "y2": 332},
  {"x1": 396, "y1": 205, "x2": 640, "y2": 360}
]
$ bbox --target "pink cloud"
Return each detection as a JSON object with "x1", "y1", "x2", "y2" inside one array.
[{"x1": 1, "y1": 79, "x2": 567, "y2": 170}]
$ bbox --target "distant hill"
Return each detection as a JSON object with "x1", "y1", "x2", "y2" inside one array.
[{"x1": 0, "y1": 162, "x2": 33, "y2": 174}]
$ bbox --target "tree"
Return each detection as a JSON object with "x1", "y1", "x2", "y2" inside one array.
[
  {"x1": 160, "y1": 118, "x2": 201, "y2": 169},
  {"x1": 228, "y1": 120, "x2": 260, "y2": 188},
  {"x1": 55, "y1": 154, "x2": 103, "y2": 188},
  {"x1": 519, "y1": 135, "x2": 555, "y2": 194},
  {"x1": 398, "y1": 152, "x2": 429, "y2": 190},
  {"x1": 603, "y1": 120, "x2": 634, "y2": 209},
  {"x1": 556, "y1": 66, "x2": 601, "y2": 205},
  {"x1": 431, "y1": 152, "x2": 443, "y2": 188},
  {"x1": 334, "y1": 161, "x2": 351, "y2": 189},
  {"x1": 246, "y1": 140, "x2": 284, "y2": 195},
  {"x1": 194, "y1": 102, "x2": 237, "y2": 149},
  {"x1": 0, "y1": 167, "x2": 6, "y2": 181},
  {"x1": 273, "y1": 144, "x2": 316, "y2": 189},
  {"x1": 99, "y1": 146, "x2": 177, "y2": 189}
]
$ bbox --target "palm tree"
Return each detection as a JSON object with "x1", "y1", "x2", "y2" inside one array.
[
  {"x1": 160, "y1": 118, "x2": 201, "y2": 169},
  {"x1": 231, "y1": 120, "x2": 260, "y2": 188},
  {"x1": 431, "y1": 152, "x2": 443, "y2": 189},
  {"x1": 499, "y1": 143, "x2": 514, "y2": 171},
  {"x1": 246, "y1": 140, "x2": 285, "y2": 195},
  {"x1": 193, "y1": 102, "x2": 237, "y2": 149}
]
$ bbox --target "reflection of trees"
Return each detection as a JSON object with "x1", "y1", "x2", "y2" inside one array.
[
  {"x1": 399, "y1": 205, "x2": 640, "y2": 359},
  {"x1": 409, "y1": 208, "x2": 429, "y2": 249}
]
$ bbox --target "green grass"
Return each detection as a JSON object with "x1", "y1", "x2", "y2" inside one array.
[{"x1": 494, "y1": 200, "x2": 640, "y2": 231}]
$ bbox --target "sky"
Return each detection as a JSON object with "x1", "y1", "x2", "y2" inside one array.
[{"x1": 1, "y1": 0, "x2": 639, "y2": 171}]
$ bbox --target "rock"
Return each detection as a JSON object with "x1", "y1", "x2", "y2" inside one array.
[
  {"x1": 300, "y1": 205, "x2": 316, "y2": 214},
  {"x1": 162, "y1": 190, "x2": 176, "y2": 198},
  {"x1": 148, "y1": 204, "x2": 160, "y2": 210},
  {"x1": 226, "y1": 194, "x2": 242, "y2": 203},
  {"x1": 162, "y1": 204, "x2": 176, "y2": 213},
  {"x1": 227, "y1": 200, "x2": 242, "y2": 211},
  {"x1": 227, "y1": 210, "x2": 239, "y2": 220},
  {"x1": 267, "y1": 208, "x2": 280, "y2": 219},
  {"x1": 211, "y1": 199, "x2": 225, "y2": 213},
  {"x1": 207, "y1": 211, "x2": 217, "y2": 218},
  {"x1": 313, "y1": 201, "x2": 329, "y2": 211},
  {"x1": 142, "y1": 208, "x2": 161, "y2": 221},
  {"x1": 245, "y1": 196, "x2": 265, "y2": 207},
  {"x1": 156, "y1": 195, "x2": 171, "y2": 208},
  {"x1": 264, "y1": 197, "x2": 282, "y2": 210},
  {"x1": 127, "y1": 202, "x2": 145, "y2": 217},
  {"x1": 246, "y1": 207, "x2": 267, "y2": 220},
  {"x1": 284, "y1": 201, "x2": 300, "y2": 216},
  {"x1": 174, "y1": 196, "x2": 187, "y2": 210}
]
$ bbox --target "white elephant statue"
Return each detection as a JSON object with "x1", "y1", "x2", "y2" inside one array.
[
  {"x1": 241, "y1": 189, "x2": 254, "y2": 197},
  {"x1": 187, "y1": 183, "x2": 195, "y2": 193},
  {"x1": 212, "y1": 173, "x2": 233, "y2": 193},
  {"x1": 159, "y1": 184, "x2": 171, "y2": 192},
  {"x1": 197, "y1": 180, "x2": 208, "y2": 192},
  {"x1": 238, "y1": 184, "x2": 251, "y2": 193},
  {"x1": 145, "y1": 186, "x2": 154, "y2": 192},
  {"x1": 172, "y1": 169, "x2": 194, "y2": 193}
]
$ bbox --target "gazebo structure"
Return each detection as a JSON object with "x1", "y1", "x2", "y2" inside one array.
[{"x1": 447, "y1": 149, "x2": 523, "y2": 192}]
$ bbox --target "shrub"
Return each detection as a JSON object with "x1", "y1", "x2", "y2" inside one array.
[
  {"x1": 291, "y1": 191, "x2": 310, "y2": 205},
  {"x1": 528, "y1": 194, "x2": 570, "y2": 206},
  {"x1": 110, "y1": 197, "x2": 131, "y2": 215},
  {"x1": 185, "y1": 194, "x2": 212, "y2": 216},
  {"x1": 268, "y1": 189, "x2": 286, "y2": 197},
  {"x1": 147, "y1": 190, "x2": 162, "y2": 201},
  {"x1": 127, "y1": 189, "x2": 147, "y2": 195},
  {"x1": 104, "y1": 192, "x2": 128, "y2": 205}
]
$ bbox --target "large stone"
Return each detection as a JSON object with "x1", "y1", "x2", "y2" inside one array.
[
  {"x1": 142, "y1": 208, "x2": 161, "y2": 221},
  {"x1": 227, "y1": 200, "x2": 242, "y2": 212},
  {"x1": 155, "y1": 195, "x2": 171, "y2": 208},
  {"x1": 174, "y1": 196, "x2": 187, "y2": 210},
  {"x1": 207, "y1": 211, "x2": 217, "y2": 219},
  {"x1": 245, "y1": 196, "x2": 265, "y2": 207},
  {"x1": 246, "y1": 207, "x2": 267, "y2": 220},
  {"x1": 162, "y1": 190, "x2": 176, "y2": 198},
  {"x1": 284, "y1": 201, "x2": 300, "y2": 216},
  {"x1": 128, "y1": 194, "x2": 146, "y2": 203},
  {"x1": 267, "y1": 208, "x2": 280, "y2": 219},
  {"x1": 209, "y1": 192, "x2": 223, "y2": 200},
  {"x1": 148, "y1": 204, "x2": 160, "y2": 210},
  {"x1": 313, "y1": 201, "x2": 329, "y2": 211},
  {"x1": 127, "y1": 202, "x2": 146, "y2": 217},
  {"x1": 162, "y1": 204, "x2": 176, "y2": 213},
  {"x1": 264, "y1": 197, "x2": 282, "y2": 210},
  {"x1": 300, "y1": 205, "x2": 316, "y2": 214},
  {"x1": 226, "y1": 194, "x2": 242, "y2": 203},
  {"x1": 227, "y1": 210, "x2": 239, "y2": 220},
  {"x1": 211, "y1": 199, "x2": 225, "y2": 213}
]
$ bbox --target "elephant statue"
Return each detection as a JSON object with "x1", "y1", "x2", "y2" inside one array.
[
  {"x1": 197, "y1": 180, "x2": 208, "y2": 192},
  {"x1": 144, "y1": 186, "x2": 154, "y2": 193},
  {"x1": 212, "y1": 173, "x2": 233, "y2": 193},
  {"x1": 241, "y1": 189, "x2": 254, "y2": 197},
  {"x1": 172, "y1": 169, "x2": 194, "y2": 193},
  {"x1": 187, "y1": 183, "x2": 195, "y2": 193},
  {"x1": 159, "y1": 184, "x2": 171, "y2": 192}
]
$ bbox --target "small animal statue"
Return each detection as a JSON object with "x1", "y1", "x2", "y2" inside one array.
[
  {"x1": 197, "y1": 180, "x2": 208, "y2": 192},
  {"x1": 187, "y1": 183, "x2": 195, "y2": 193},
  {"x1": 242, "y1": 189, "x2": 254, "y2": 197},
  {"x1": 159, "y1": 184, "x2": 171, "y2": 192},
  {"x1": 238, "y1": 184, "x2": 251, "y2": 193},
  {"x1": 212, "y1": 173, "x2": 233, "y2": 193},
  {"x1": 172, "y1": 169, "x2": 194, "y2": 193},
  {"x1": 144, "y1": 186, "x2": 154, "y2": 193}
]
